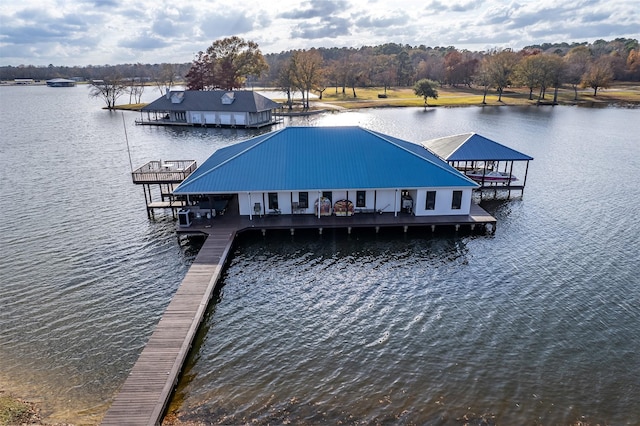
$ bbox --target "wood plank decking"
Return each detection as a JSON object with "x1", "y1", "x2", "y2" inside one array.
[
  {"x1": 181, "y1": 204, "x2": 497, "y2": 236},
  {"x1": 101, "y1": 224, "x2": 237, "y2": 426}
]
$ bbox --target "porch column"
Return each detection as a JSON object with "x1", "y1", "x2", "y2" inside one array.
[{"x1": 394, "y1": 189, "x2": 398, "y2": 217}]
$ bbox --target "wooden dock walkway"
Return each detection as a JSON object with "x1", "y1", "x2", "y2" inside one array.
[{"x1": 101, "y1": 224, "x2": 237, "y2": 426}]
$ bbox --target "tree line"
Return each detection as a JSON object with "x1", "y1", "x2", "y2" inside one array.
[
  {"x1": 183, "y1": 37, "x2": 638, "y2": 107},
  {"x1": 4, "y1": 37, "x2": 637, "y2": 109}
]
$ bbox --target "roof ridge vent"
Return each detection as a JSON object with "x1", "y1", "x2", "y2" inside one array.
[{"x1": 221, "y1": 92, "x2": 235, "y2": 104}]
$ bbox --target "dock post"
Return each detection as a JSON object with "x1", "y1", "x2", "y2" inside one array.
[
  {"x1": 455, "y1": 224, "x2": 460, "y2": 231},
  {"x1": 348, "y1": 227, "x2": 352, "y2": 234},
  {"x1": 471, "y1": 224, "x2": 475, "y2": 231},
  {"x1": 319, "y1": 228, "x2": 323, "y2": 235},
  {"x1": 290, "y1": 228, "x2": 295, "y2": 236},
  {"x1": 403, "y1": 226, "x2": 408, "y2": 233},
  {"x1": 431, "y1": 225, "x2": 435, "y2": 232},
  {"x1": 375, "y1": 226, "x2": 380, "y2": 233},
  {"x1": 261, "y1": 229, "x2": 266, "y2": 236}
]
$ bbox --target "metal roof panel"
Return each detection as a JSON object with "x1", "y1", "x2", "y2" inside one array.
[{"x1": 174, "y1": 127, "x2": 478, "y2": 194}]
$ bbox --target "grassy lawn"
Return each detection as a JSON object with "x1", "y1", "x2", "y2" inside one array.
[
  {"x1": 316, "y1": 83, "x2": 640, "y2": 109},
  {"x1": 115, "y1": 82, "x2": 639, "y2": 111}
]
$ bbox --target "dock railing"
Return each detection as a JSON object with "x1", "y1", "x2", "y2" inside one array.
[{"x1": 131, "y1": 160, "x2": 197, "y2": 184}]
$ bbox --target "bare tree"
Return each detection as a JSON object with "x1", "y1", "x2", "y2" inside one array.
[
  {"x1": 89, "y1": 77, "x2": 128, "y2": 109},
  {"x1": 564, "y1": 46, "x2": 592, "y2": 100},
  {"x1": 274, "y1": 57, "x2": 295, "y2": 110},
  {"x1": 152, "y1": 63, "x2": 177, "y2": 94},
  {"x1": 474, "y1": 59, "x2": 493, "y2": 104}
]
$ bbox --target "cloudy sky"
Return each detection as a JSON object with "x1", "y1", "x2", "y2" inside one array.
[{"x1": 0, "y1": 0, "x2": 637, "y2": 66}]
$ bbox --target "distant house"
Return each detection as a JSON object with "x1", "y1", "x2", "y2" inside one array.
[
  {"x1": 46, "y1": 78, "x2": 76, "y2": 87},
  {"x1": 139, "y1": 90, "x2": 283, "y2": 128},
  {"x1": 14, "y1": 78, "x2": 34, "y2": 85},
  {"x1": 173, "y1": 126, "x2": 480, "y2": 218}
]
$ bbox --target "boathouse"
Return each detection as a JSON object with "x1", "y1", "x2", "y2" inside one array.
[
  {"x1": 46, "y1": 78, "x2": 76, "y2": 87},
  {"x1": 422, "y1": 132, "x2": 533, "y2": 196},
  {"x1": 172, "y1": 126, "x2": 482, "y2": 221},
  {"x1": 138, "y1": 90, "x2": 283, "y2": 128}
]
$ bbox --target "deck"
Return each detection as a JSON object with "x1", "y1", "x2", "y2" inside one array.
[
  {"x1": 180, "y1": 203, "x2": 497, "y2": 236},
  {"x1": 101, "y1": 224, "x2": 237, "y2": 426}
]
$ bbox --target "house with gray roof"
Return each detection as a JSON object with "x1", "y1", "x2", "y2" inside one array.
[
  {"x1": 173, "y1": 126, "x2": 480, "y2": 219},
  {"x1": 46, "y1": 78, "x2": 76, "y2": 87},
  {"x1": 139, "y1": 90, "x2": 282, "y2": 128}
]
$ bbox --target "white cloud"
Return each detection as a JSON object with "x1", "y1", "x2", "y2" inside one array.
[{"x1": 0, "y1": 0, "x2": 637, "y2": 66}]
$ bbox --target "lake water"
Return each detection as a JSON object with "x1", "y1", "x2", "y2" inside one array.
[{"x1": 0, "y1": 85, "x2": 639, "y2": 425}]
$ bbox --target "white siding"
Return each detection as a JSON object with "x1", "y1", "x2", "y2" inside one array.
[
  {"x1": 233, "y1": 113, "x2": 246, "y2": 125},
  {"x1": 219, "y1": 114, "x2": 231, "y2": 125},
  {"x1": 413, "y1": 188, "x2": 473, "y2": 216},
  {"x1": 237, "y1": 188, "x2": 473, "y2": 218}
]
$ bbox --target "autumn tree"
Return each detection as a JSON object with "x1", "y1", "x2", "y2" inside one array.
[
  {"x1": 582, "y1": 56, "x2": 614, "y2": 96},
  {"x1": 185, "y1": 51, "x2": 213, "y2": 90},
  {"x1": 484, "y1": 50, "x2": 519, "y2": 102},
  {"x1": 413, "y1": 78, "x2": 439, "y2": 108},
  {"x1": 627, "y1": 49, "x2": 640, "y2": 80},
  {"x1": 515, "y1": 53, "x2": 542, "y2": 100},
  {"x1": 290, "y1": 49, "x2": 324, "y2": 109},
  {"x1": 186, "y1": 37, "x2": 268, "y2": 90},
  {"x1": 444, "y1": 50, "x2": 477, "y2": 87}
]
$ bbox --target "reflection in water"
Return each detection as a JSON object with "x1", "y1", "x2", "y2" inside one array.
[{"x1": 167, "y1": 232, "x2": 488, "y2": 424}]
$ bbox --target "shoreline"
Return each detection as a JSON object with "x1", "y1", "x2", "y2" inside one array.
[{"x1": 105, "y1": 83, "x2": 640, "y2": 112}]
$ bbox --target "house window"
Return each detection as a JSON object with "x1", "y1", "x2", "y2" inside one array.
[
  {"x1": 268, "y1": 193, "x2": 278, "y2": 210},
  {"x1": 322, "y1": 191, "x2": 332, "y2": 202},
  {"x1": 356, "y1": 191, "x2": 366, "y2": 207},
  {"x1": 298, "y1": 192, "x2": 308, "y2": 208},
  {"x1": 451, "y1": 191, "x2": 462, "y2": 210},
  {"x1": 425, "y1": 191, "x2": 436, "y2": 210}
]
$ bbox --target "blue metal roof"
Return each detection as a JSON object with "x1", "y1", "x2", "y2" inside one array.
[
  {"x1": 423, "y1": 133, "x2": 533, "y2": 161},
  {"x1": 174, "y1": 126, "x2": 478, "y2": 194}
]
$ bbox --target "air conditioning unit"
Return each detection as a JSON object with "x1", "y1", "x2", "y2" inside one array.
[{"x1": 178, "y1": 209, "x2": 191, "y2": 227}]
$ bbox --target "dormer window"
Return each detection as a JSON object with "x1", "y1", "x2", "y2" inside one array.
[
  {"x1": 170, "y1": 91, "x2": 185, "y2": 104},
  {"x1": 221, "y1": 92, "x2": 235, "y2": 104}
]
